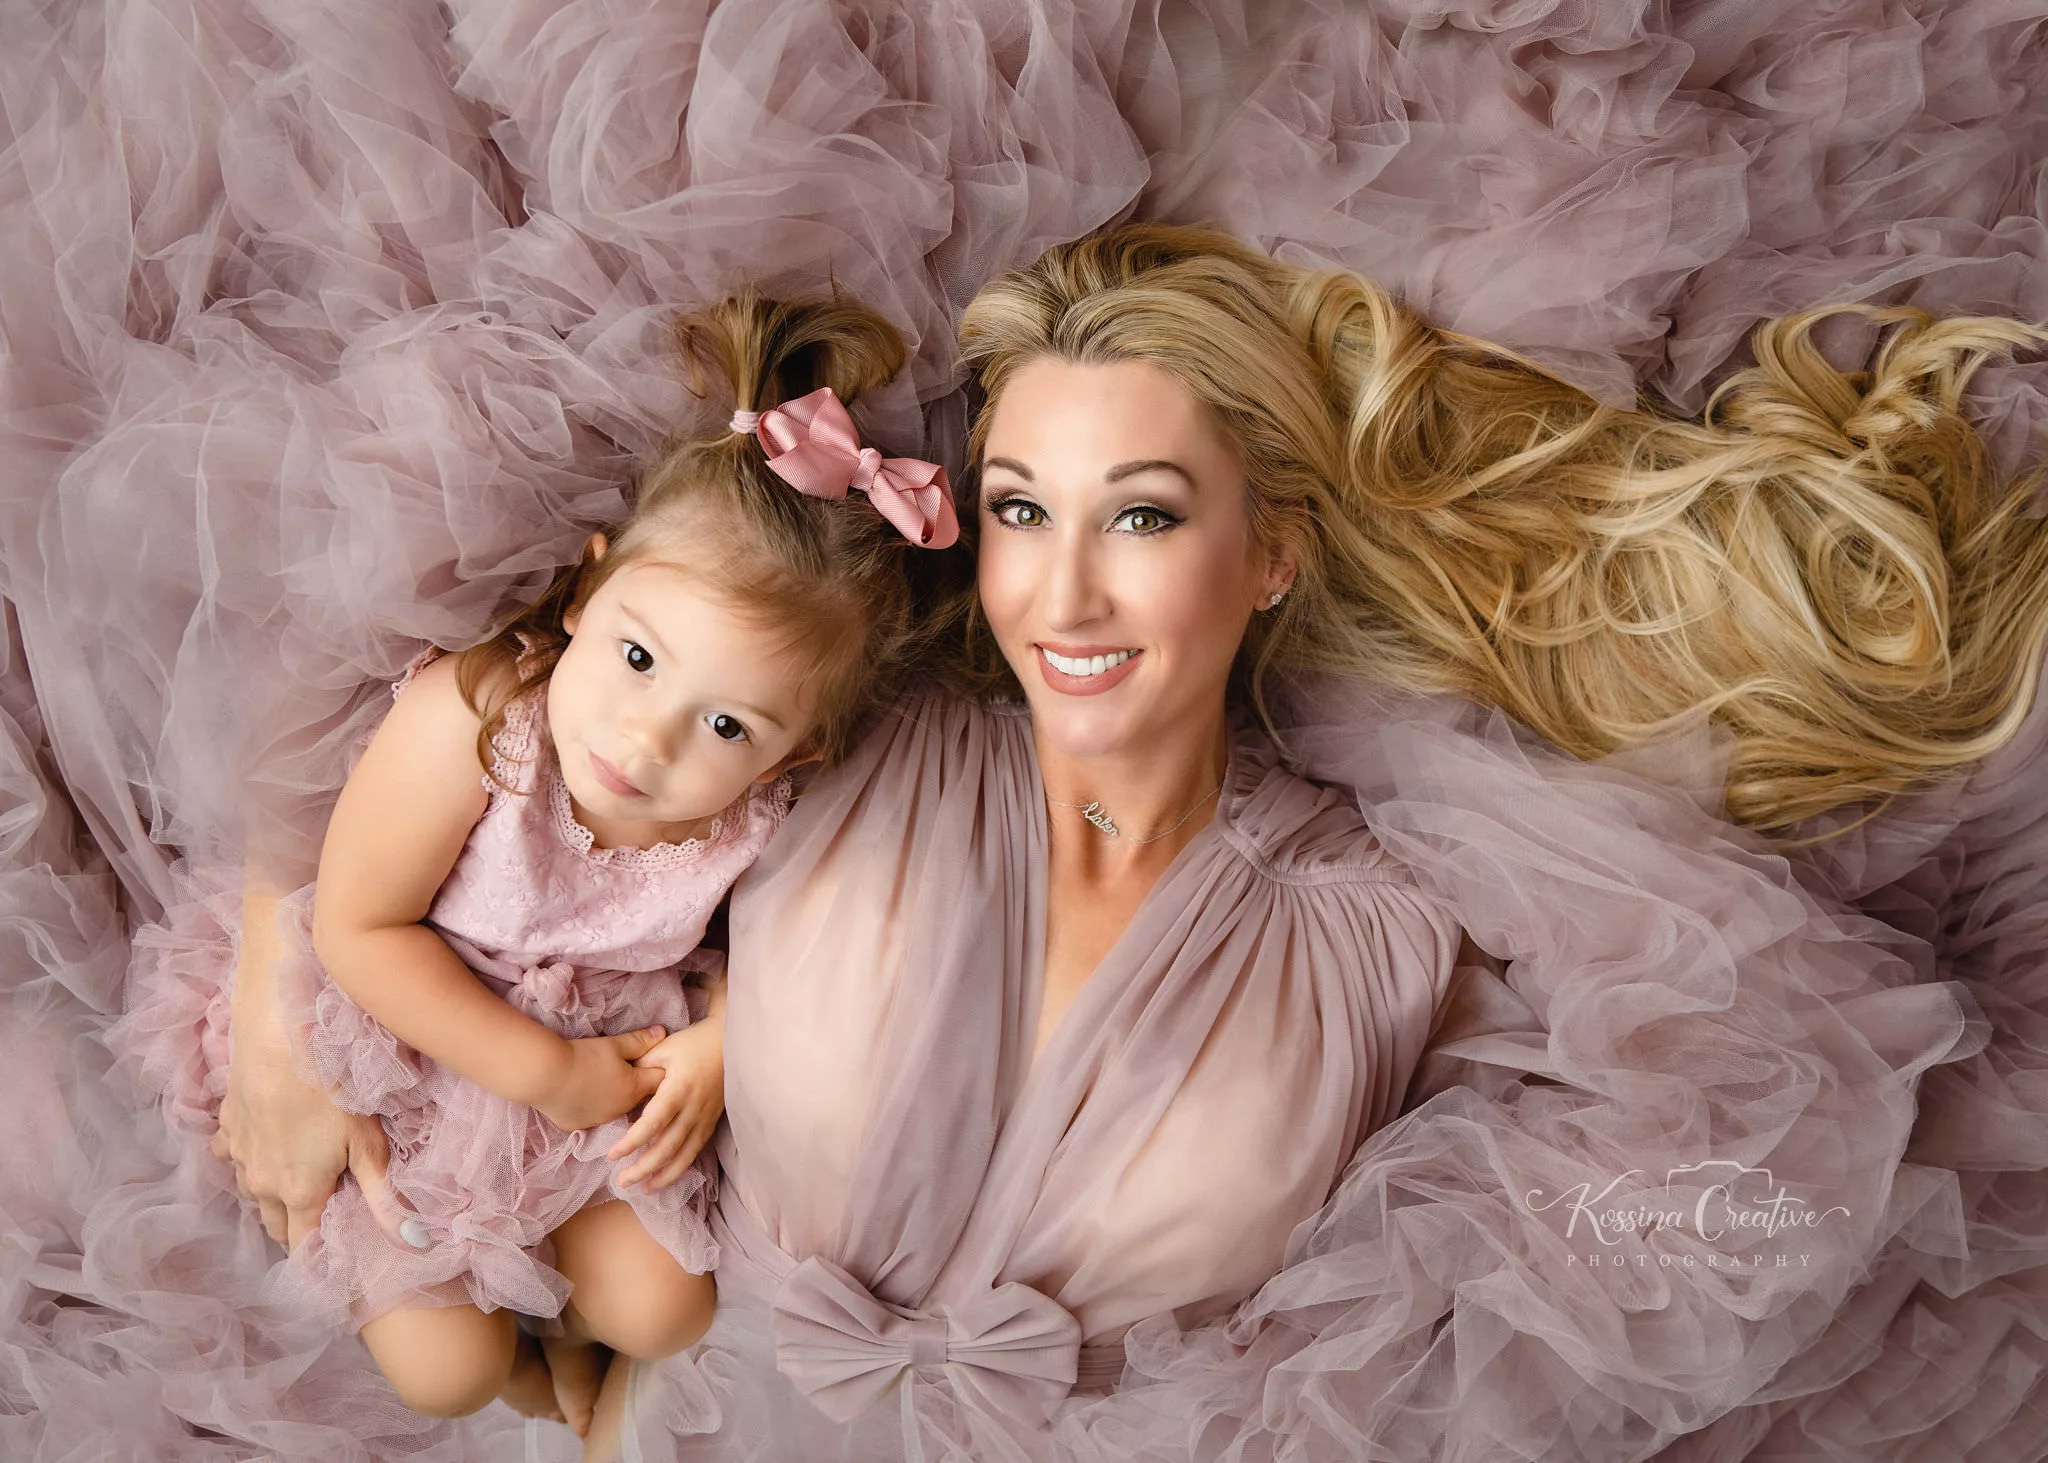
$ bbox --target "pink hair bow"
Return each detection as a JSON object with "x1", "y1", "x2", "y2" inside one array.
[{"x1": 741, "y1": 387, "x2": 960, "y2": 549}]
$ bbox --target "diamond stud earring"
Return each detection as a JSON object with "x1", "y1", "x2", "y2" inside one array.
[{"x1": 1268, "y1": 591, "x2": 1285, "y2": 608}]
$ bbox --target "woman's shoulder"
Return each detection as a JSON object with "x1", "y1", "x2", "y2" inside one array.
[{"x1": 1217, "y1": 716, "x2": 1422, "y2": 891}]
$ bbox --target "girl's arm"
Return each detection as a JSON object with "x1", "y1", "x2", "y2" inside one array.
[{"x1": 309, "y1": 655, "x2": 575, "y2": 1107}]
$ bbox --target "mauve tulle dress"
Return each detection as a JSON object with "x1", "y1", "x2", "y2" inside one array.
[
  {"x1": 120, "y1": 650, "x2": 786, "y2": 1330},
  {"x1": 6, "y1": 1, "x2": 2048, "y2": 1459},
  {"x1": 618, "y1": 687, "x2": 1978, "y2": 1462}
]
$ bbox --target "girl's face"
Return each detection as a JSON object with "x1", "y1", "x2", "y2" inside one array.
[
  {"x1": 549, "y1": 545, "x2": 816, "y2": 848},
  {"x1": 976, "y1": 357, "x2": 1294, "y2": 762}
]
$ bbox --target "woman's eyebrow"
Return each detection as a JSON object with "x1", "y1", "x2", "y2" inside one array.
[
  {"x1": 1106, "y1": 459, "x2": 1195, "y2": 487},
  {"x1": 983, "y1": 456, "x2": 1195, "y2": 488}
]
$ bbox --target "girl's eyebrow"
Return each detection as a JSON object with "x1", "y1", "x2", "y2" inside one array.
[
  {"x1": 616, "y1": 603, "x2": 675, "y2": 661},
  {"x1": 983, "y1": 455, "x2": 1195, "y2": 488}
]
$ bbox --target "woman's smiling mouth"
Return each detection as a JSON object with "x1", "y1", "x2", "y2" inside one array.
[{"x1": 1036, "y1": 644, "x2": 1142, "y2": 694}]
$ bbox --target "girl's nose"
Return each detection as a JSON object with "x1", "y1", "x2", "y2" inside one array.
[{"x1": 621, "y1": 712, "x2": 682, "y2": 764}]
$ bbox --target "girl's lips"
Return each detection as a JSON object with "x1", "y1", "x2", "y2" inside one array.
[
  {"x1": 1035, "y1": 645, "x2": 1142, "y2": 697},
  {"x1": 589, "y1": 751, "x2": 644, "y2": 798}
]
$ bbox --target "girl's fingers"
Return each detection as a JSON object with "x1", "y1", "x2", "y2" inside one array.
[
  {"x1": 648, "y1": 1121, "x2": 716, "y2": 1192},
  {"x1": 607, "y1": 1091, "x2": 680, "y2": 1160},
  {"x1": 621, "y1": 1117, "x2": 691, "y2": 1186},
  {"x1": 650, "y1": 1139, "x2": 704, "y2": 1193}
]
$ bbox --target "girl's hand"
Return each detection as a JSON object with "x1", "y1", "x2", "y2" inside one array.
[
  {"x1": 536, "y1": 1026, "x2": 669, "y2": 1132},
  {"x1": 607, "y1": 1016, "x2": 726, "y2": 1192}
]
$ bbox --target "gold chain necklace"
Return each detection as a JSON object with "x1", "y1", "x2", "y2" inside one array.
[{"x1": 1046, "y1": 776, "x2": 1224, "y2": 846}]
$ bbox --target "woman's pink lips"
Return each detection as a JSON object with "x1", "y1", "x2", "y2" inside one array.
[
  {"x1": 1035, "y1": 646, "x2": 1142, "y2": 697},
  {"x1": 589, "y1": 751, "x2": 644, "y2": 798}
]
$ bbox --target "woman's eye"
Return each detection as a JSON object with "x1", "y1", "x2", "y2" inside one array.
[
  {"x1": 707, "y1": 713, "x2": 750, "y2": 744},
  {"x1": 621, "y1": 641, "x2": 655, "y2": 674},
  {"x1": 1116, "y1": 506, "x2": 1175, "y2": 534},
  {"x1": 989, "y1": 497, "x2": 1046, "y2": 529}
]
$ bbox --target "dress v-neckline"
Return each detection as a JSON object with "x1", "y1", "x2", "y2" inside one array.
[{"x1": 1015, "y1": 731, "x2": 1238, "y2": 1099}]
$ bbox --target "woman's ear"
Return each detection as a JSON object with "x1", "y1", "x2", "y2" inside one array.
[{"x1": 1260, "y1": 538, "x2": 1300, "y2": 607}]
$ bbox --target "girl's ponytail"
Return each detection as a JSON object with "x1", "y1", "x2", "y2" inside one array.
[{"x1": 676, "y1": 290, "x2": 906, "y2": 424}]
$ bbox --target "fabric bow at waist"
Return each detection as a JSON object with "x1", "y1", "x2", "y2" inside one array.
[{"x1": 771, "y1": 1255, "x2": 1081, "y2": 1423}]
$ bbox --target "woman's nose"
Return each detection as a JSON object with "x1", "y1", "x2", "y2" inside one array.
[{"x1": 1042, "y1": 531, "x2": 1111, "y2": 630}]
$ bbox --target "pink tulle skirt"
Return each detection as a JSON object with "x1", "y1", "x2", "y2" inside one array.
[{"x1": 120, "y1": 868, "x2": 716, "y2": 1333}]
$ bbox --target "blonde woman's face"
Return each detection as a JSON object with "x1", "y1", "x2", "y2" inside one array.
[
  {"x1": 549, "y1": 552, "x2": 814, "y2": 849},
  {"x1": 976, "y1": 357, "x2": 1290, "y2": 761}
]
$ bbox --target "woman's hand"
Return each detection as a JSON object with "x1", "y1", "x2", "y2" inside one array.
[
  {"x1": 214, "y1": 1032, "x2": 396, "y2": 1251},
  {"x1": 534, "y1": 1026, "x2": 669, "y2": 1132},
  {"x1": 607, "y1": 1015, "x2": 726, "y2": 1192}
]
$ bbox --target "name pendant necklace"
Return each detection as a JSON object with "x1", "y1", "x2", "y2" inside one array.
[{"x1": 1047, "y1": 775, "x2": 1224, "y2": 846}]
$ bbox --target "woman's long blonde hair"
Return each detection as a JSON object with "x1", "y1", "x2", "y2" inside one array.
[{"x1": 955, "y1": 223, "x2": 2048, "y2": 834}]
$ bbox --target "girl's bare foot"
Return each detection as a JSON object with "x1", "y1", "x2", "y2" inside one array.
[
  {"x1": 541, "y1": 1335, "x2": 609, "y2": 1439},
  {"x1": 581, "y1": 1349, "x2": 635, "y2": 1463},
  {"x1": 497, "y1": 1331, "x2": 567, "y2": 1423}
]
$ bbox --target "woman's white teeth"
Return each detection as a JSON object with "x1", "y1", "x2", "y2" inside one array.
[{"x1": 1042, "y1": 648, "x2": 1133, "y2": 677}]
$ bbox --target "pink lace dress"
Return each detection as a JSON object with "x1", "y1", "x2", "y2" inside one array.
[{"x1": 135, "y1": 650, "x2": 788, "y2": 1330}]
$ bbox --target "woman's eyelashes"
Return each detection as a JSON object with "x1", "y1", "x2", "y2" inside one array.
[
  {"x1": 985, "y1": 494, "x2": 1046, "y2": 529},
  {"x1": 982, "y1": 495, "x2": 1181, "y2": 535},
  {"x1": 1113, "y1": 504, "x2": 1180, "y2": 534}
]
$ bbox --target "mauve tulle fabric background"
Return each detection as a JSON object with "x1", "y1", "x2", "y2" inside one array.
[{"x1": 2, "y1": 0, "x2": 2047, "y2": 1458}]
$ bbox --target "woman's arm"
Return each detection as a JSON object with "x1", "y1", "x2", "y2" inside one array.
[{"x1": 218, "y1": 873, "x2": 398, "y2": 1249}]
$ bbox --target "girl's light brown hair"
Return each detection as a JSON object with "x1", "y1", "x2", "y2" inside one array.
[
  {"x1": 955, "y1": 223, "x2": 2048, "y2": 835},
  {"x1": 455, "y1": 290, "x2": 931, "y2": 775}
]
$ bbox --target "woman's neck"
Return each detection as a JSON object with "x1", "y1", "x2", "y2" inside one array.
[{"x1": 1033, "y1": 705, "x2": 1231, "y2": 860}]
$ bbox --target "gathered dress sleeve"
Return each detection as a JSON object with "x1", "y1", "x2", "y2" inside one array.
[{"x1": 1051, "y1": 680, "x2": 1980, "y2": 1462}]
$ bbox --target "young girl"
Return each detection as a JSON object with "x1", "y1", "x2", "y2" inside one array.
[{"x1": 147, "y1": 290, "x2": 954, "y2": 1455}]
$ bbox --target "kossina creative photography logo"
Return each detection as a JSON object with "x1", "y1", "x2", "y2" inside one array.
[{"x1": 1524, "y1": 1161, "x2": 1853, "y2": 1270}]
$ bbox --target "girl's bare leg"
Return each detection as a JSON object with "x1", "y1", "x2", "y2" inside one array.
[
  {"x1": 583, "y1": 1349, "x2": 636, "y2": 1463},
  {"x1": 360, "y1": 1303, "x2": 518, "y2": 1419},
  {"x1": 539, "y1": 1331, "x2": 607, "y2": 1439},
  {"x1": 546, "y1": 1200, "x2": 718, "y2": 1458},
  {"x1": 499, "y1": 1329, "x2": 567, "y2": 1424}
]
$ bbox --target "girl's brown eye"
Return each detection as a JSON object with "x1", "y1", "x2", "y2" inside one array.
[{"x1": 623, "y1": 641, "x2": 654, "y2": 674}]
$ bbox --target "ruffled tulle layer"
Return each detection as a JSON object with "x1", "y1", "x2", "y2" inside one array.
[
  {"x1": 4, "y1": 0, "x2": 2047, "y2": 1458},
  {"x1": 120, "y1": 871, "x2": 717, "y2": 1334}
]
